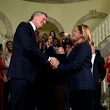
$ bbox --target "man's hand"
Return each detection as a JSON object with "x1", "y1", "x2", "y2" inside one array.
[{"x1": 50, "y1": 57, "x2": 60, "y2": 69}]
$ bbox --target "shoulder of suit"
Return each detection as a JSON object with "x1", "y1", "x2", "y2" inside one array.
[
  {"x1": 18, "y1": 22, "x2": 33, "y2": 30},
  {"x1": 18, "y1": 22, "x2": 29, "y2": 27},
  {"x1": 95, "y1": 49, "x2": 100, "y2": 53},
  {"x1": 77, "y1": 42, "x2": 90, "y2": 49},
  {"x1": 95, "y1": 49, "x2": 101, "y2": 56},
  {"x1": 19, "y1": 21, "x2": 27, "y2": 25}
]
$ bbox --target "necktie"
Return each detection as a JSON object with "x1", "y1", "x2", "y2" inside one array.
[{"x1": 35, "y1": 30, "x2": 38, "y2": 42}]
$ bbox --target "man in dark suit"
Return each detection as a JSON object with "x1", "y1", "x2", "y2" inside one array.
[
  {"x1": 7, "y1": 11, "x2": 54, "y2": 110},
  {"x1": 91, "y1": 42, "x2": 106, "y2": 110}
]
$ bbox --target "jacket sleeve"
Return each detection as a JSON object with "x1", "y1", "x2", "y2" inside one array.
[
  {"x1": 99, "y1": 57, "x2": 106, "y2": 81},
  {"x1": 57, "y1": 43, "x2": 91, "y2": 73}
]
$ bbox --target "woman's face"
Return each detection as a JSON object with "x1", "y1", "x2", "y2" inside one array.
[
  {"x1": 50, "y1": 31, "x2": 54, "y2": 37},
  {"x1": 7, "y1": 42, "x2": 13, "y2": 51},
  {"x1": 48, "y1": 36, "x2": 53, "y2": 44},
  {"x1": 72, "y1": 27, "x2": 82, "y2": 42}
]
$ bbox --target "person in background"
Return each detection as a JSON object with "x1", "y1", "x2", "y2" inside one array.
[
  {"x1": 7, "y1": 11, "x2": 55, "y2": 110},
  {"x1": 49, "y1": 30, "x2": 57, "y2": 40},
  {"x1": 59, "y1": 32, "x2": 71, "y2": 51},
  {"x1": 42, "y1": 33, "x2": 48, "y2": 42},
  {"x1": 59, "y1": 31, "x2": 65, "y2": 47},
  {"x1": 52, "y1": 46, "x2": 67, "y2": 110},
  {"x1": 104, "y1": 54, "x2": 110, "y2": 106},
  {"x1": 0, "y1": 44, "x2": 7, "y2": 110},
  {"x1": 104, "y1": 54, "x2": 110, "y2": 83},
  {"x1": 2, "y1": 40, "x2": 13, "y2": 110},
  {"x1": 44, "y1": 35, "x2": 55, "y2": 56},
  {"x1": 64, "y1": 40, "x2": 73, "y2": 110},
  {"x1": 50, "y1": 24, "x2": 95, "y2": 110},
  {"x1": 53, "y1": 38, "x2": 60, "y2": 51},
  {"x1": 91, "y1": 41, "x2": 106, "y2": 110},
  {"x1": 65, "y1": 39, "x2": 73, "y2": 56},
  {"x1": 38, "y1": 33, "x2": 49, "y2": 53}
]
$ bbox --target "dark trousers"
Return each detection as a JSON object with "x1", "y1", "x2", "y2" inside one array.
[
  {"x1": 35, "y1": 84, "x2": 53, "y2": 110},
  {"x1": 4, "y1": 80, "x2": 11, "y2": 110},
  {"x1": 10, "y1": 78, "x2": 35, "y2": 110},
  {"x1": 52, "y1": 85, "x2": 66, "y2": 110},
  {"x1": 70, "y1": 90, "x2": 94, "y2": 110},
  {"x1": 94, "y1": 85, "x2": 101, "y2": 110},
  {"x1": 65, "y1": 85, "x2": 70, "y2": 110},
  {"x1": 34, "y1": 75, "x2": 53, "y2": 110}
]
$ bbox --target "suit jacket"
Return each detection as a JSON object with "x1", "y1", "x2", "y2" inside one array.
[
  {"x1": 92, "y1": 50, "x2": 106, "y2": 86},
  {"x1": 7, "y1": 22, "x2": 49, "y2": 82},
  {"x1": 57, "y1": 42, "x2": 95, "y2": 91}
]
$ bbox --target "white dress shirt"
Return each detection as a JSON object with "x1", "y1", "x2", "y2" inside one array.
[{"x1": 91, "y1": 53, "x2": 96, "y2": 74}]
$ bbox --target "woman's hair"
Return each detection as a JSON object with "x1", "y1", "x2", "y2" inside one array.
[
  {"x1": 49, "y1": 30, "x2": 56, "y2": 39},
  {"x1": 77, "y1": 24, "x2": 93, "y2": 45}
]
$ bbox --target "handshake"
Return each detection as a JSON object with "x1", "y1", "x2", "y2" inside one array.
[
  {"x1": 49, "y1": 47, "x2": 65, "y2": 69},
  {"x1": 49, "y1": 57, "x2": 60, "y2": 69}
]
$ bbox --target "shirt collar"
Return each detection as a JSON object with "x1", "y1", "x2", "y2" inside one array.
[
  {"x1": 29, "y1": 21, "x2": 36, "y2": 31},
  {"x1": 92, "y1": 53, "x2": 96, "y2": 57}
]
